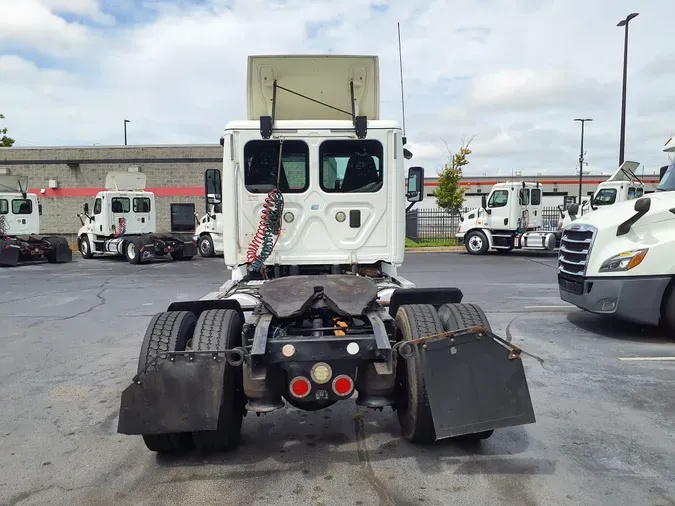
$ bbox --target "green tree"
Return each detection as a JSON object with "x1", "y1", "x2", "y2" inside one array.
[
  {"x1": 433, "y1": 137, "x2": 474, "y2": 212},
  {"x1": 1, "y1": 114, "x2": 16, "y2": 147}
]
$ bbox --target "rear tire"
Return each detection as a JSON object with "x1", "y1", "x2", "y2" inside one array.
[
  {"x1": 191, "y1": 309, "x2": 246, "y2": 453},
  {"x1": 465, "y1": 230, "x2": 489, "y2": 255},
  {"x1": 437, "y1": 303, "x2": 495, "y2": 443},
  {"x1": 138, "y1": 311, "x2": 198, "y2": 454},
  {"x1": 198, "y1": 234, "x2": 215, "y2": 257},
  {"x1": 394, "y1": 304, "x2": 443, "y2": 444},
  {"x1": 125, "y1": 238, "x2": 143, "y2": 264},
  {"x1": 661, "y1": 284, "x2": 675, "y2": 341}
]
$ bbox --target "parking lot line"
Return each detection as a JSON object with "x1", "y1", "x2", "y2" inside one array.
[{"x1": 618, "y1": 357, "x2": 675, "y2": 361}]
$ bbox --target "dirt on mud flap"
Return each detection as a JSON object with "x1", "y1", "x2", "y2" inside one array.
[
  {"x1": 396, "y1": 325, "x2": 536, "y2": 439},
  {"x1": 117, "y1": 352, "x2": 236, "y2": 435}
]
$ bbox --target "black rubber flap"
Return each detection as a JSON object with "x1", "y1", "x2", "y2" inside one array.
[
  {"x1": 0, "y1": 240, "x2": 20, "y2": 266},
  {"x1": 53, "y1": 240, "x2": 73, "y2": 262},
  {"x1": 117, "y1": 354, "x2": 226, "y2": 435},
  {"x1": 419, "y1": 335, "x2": 536, "y2": 439},
  {"x1": 258, "y1": 274, "x2": 378, "y2": 318}
]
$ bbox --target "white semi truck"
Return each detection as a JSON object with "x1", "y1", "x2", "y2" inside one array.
[
  {"x1": 0, "y1": 175, "x2": 72, "y2": 266},
  {"x1": 456, "y1": 180, "x2": 558, "y2": 254},
  {"x1": 558, "y1": 136, "x2": 675, "y2": 335},
  {"x1": 556, "y1": 160, "x2": 645, "y2": 230},
  {"x1": 193, "y1": 169, "x2": 224, "y2": 257},
  {"x1": 117, "y1": 54, "x2": 536, "y2": 455},
  {"x1": 76, "y1": 171, "x2": 197, "y2": 264}
]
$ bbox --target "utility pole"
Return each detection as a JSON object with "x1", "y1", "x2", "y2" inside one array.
[
  {"x1": 124, "y1": 119, "x2": 130, "y2": 145},
  {"x1": 574, "y1": 118, "x2": 592, "y2": 202},
  {"x1": 617, "y1": 12, "x2": 639, "y2": 165}
]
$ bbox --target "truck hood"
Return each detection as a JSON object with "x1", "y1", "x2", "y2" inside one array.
[{"x1": 568, "y1": 191, "x2": 675, "y2": 234}]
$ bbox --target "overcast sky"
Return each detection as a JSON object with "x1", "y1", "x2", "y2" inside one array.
[{"x1": 1, "y1": 0, "x2": 673, "y2": 176}]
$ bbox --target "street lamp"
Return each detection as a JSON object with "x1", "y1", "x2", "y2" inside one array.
[
  {"x1": 617, "y1": 12, "x2": 639, "y2": 166},
  {"x1": 574, "y1": 118, "x2": 592, "y2": 203},
  {"x1": 124, "y1": 119, "x2": 130, "y2": 145}
]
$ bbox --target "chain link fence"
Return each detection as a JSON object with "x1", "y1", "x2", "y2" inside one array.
[{"x1": 406, "y1": 207, "x2": 562, "y2": 243}]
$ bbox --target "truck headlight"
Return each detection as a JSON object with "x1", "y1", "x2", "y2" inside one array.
[{"x1": 599, "y1": 249, "x2": 648, "y2": 272}]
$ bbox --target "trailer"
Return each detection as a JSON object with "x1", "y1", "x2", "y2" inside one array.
[
  {"x1": 0, "y1": 175, "x2": 72, "y2": 266},
  {"x1": 456, "y1": 180, "x2": 559, "y2": 254},
  {"x1": 76, "y1": 171, "x2": 197, "y2": 264},
  {"x1": 117, "y1": 54, "x2": 536, "y2": 455},
  {"x1": 558, "y1": 136, "x2": 675, "y2": 336},
  {"x1": 193, "y1": 169, "x2": 224, "y2": 257}
]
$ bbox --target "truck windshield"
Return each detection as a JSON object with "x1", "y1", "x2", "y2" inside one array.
[{"x1": 656, "y1": 162, "x2": 675, "y2": 192}]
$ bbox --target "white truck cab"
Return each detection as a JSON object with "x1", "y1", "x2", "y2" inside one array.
[
  {"x1": 0, "y1": 175, "x2": 72, "y2": 266},
  {"x1": 557, "y1": 160, "x2": 644, "y2": 230},
  {"x1": 456, "y1": 181, "x2": 557, "y2": 254},
  {"x1": 558, "y1": 137, "x2": 675, "y2": 334},
  {"x1": 77, "y1": 171, "x2": 196, "y2": 264}
]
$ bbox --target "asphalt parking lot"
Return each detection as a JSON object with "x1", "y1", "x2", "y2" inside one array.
[{"x1": 1, "y1": 252, "x2": 674, "y2": 506}]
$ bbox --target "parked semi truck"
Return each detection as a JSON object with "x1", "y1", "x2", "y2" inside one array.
[
  {"x1": 456, "y1": 180, "x2": 559, "y2": 254},
  {"x1": 117, "y1": 54, "x2": 536, "y2": 455},
  {"x1": 76, "y1": 171, "x2": 197, "y2": 264},
  {"x1": 0, "y1": 175, "x2": 72, "y2": 266},
  {"x1": 193, "y1": 169, "x2": 224, "y2": 257},
  {"x1": 558, "y1": 136, "x2": 675, "y2": 335},
  {"x1": 556, "y1": 160, "x2": 645, "y2": 230}
]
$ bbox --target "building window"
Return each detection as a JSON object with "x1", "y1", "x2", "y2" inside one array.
[{"x1": 170, "y1": 203, "x2": 196, "y2": 232}]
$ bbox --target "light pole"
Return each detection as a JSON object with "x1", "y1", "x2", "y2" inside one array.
[
  {"x1": 574, "y1": 118, "x2": 592, "y2": 203},
  {"x1": 617, "y1": 12, "x2": 639, "y2": 166},
  {"x1": 124, "y1": 119, "x2": 130, "y2": 145}
]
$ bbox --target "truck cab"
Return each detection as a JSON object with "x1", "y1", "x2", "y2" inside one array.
[
  {"x1": 456, "y1": 181, "x2": 556, "y2": 254},
  {"x1": 557, "y1": 160, "x2": 644, "y2": 230},
  {"x1": 558, "y1": 137, "x2": 675, "y2": 334},
  {"x1": 0, "y1": 192, "x2": 40, "y2": 236},
  {"x1": 193, "y1": 169, "x2": 224, "y2": 257}
]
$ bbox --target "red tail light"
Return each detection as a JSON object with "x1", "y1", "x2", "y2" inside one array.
[
  {"x1": 332, "y1": 375, "x2": 354, "y2": 396},
  {"x1": 289, "y1": 376, "x2": 311, "y2": 398}
]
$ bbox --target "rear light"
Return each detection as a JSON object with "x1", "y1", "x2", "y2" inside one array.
[
  {"x1": 289, "y1": 376, "x2": 311, "y2": 398},
  {"x1": 332, "y1": 375, "x2": 354, "y2": 396},
  {"x1": 310, "y1": 362, "x2": 332, "y2": 384}
]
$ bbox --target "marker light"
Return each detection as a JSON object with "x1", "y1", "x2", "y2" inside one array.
[
  {"x1": 311, "y1": 363, "x2": 332, "y2": 384},
  {"x1": 290, "y1": 377, "x2": 311, "y2": 398},
  {"x1": 335, "y1": 211, "x2": 346, "y2": 222},
  {"x1": 332, "y1": 375, "x2": 354, "y2": 396}
]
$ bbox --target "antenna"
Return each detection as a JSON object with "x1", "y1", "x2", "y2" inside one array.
[{"x1": 397, "y1": 22, "x2": 407, "y2": 145}]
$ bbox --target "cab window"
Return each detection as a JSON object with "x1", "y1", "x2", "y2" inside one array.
[
  {"x1": 320, "y1": 140, "x2": 383, "y2": 193},
  {"x1": 627, "y1": 187, "x2": 643, "y2": 199},
  {"x1": 93, "y1": 198, "x2": 102, "y2": 215},
  {"x1": 0, "y1": 199, "x2": 8, "y2": 215},
  {"x1": 243, "y1": 140, "x2": 309, "y2": 194},
  {"x1": 133, "y1": 197, "x2": 151, "y2": 213},
  {"x1": 531, "y1": 188, "x2": 541, "y2": 205},
  {"x1": 593, "y1": 188, "x2": 617, "y2": 206},
  {"x1": 518, "y1": 188, "x2": 530, "y2": 205},
  {"x1": 111, "y1": 197, "x2": 130, "y2": 213},
  {"x1": 12, "y1": 199, "x2": 32, "y2": 215},
  {"x1": 488, "y1": 190, "x2": 509, "y2": 208}
]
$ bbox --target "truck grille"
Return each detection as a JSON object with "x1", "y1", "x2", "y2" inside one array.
[{"x1": 557, "y1": 224, "x2": 596, "y2": 277}]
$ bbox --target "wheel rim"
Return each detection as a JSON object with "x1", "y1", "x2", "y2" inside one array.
[
  {"x1": 81, "y1": 240, "x2": 88, "y2": 254},
  {"x1": 468, "y1": 235, "x2": 483, "y2": 251},
  {"x1": 127, "y1": 243, "x2": 136, "y2": 259},
  {"x1": 200, "y1": 238, "x2": 210, "y2": 255}
]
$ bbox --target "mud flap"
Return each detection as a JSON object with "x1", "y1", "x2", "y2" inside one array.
[
  {"x1": 181, "y1": 240, "x2": 197, "y2": 257},
  {"x1": 0, "y1": 240, "x2": 20, "y2": 266},
  {"x1": 117, "y1": 354, "x2": 226, "y2": 435},
  {"x1": 53, "y1": 239, "x2": 73, "y2": 262},
  {"x1": 415, "y1": 331, "x2": 535, "y2": 439}
]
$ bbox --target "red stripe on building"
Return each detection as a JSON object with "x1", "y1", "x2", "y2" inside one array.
[{"x1": 27, "y1": 187, "x2": 206, "y2": 198}]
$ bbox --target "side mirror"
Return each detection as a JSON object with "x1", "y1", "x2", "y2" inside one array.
[
  {"x1": 406, "y1": 166, "x2": 424, "y2": 203},
  {"x1": 204, "y1": 169, "x2": 222, "y2": 206},
  {"x1": 83, "y1": 202, "x2": 89, "y2": 215},
  {"x1": 568, "y1": 203, "x2": 579, "y2": 218},
  {"x1": 481, "y1": 194, "x2": 487, "y2": 209},
  {"x1": 660, "y1": 165, "x2": 668, "y2": 182},
  {"x1": 634, "y1": 196, "x2": 651, "y2": 214}
]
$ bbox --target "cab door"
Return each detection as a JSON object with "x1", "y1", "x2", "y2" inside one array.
[{"x1": 485, "y1": 188, "x2": 511, "y2": 229}]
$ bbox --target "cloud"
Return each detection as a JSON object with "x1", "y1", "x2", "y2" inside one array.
[{"x1": 0, "y1": 0, "x2": 673, "y2": 178}]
